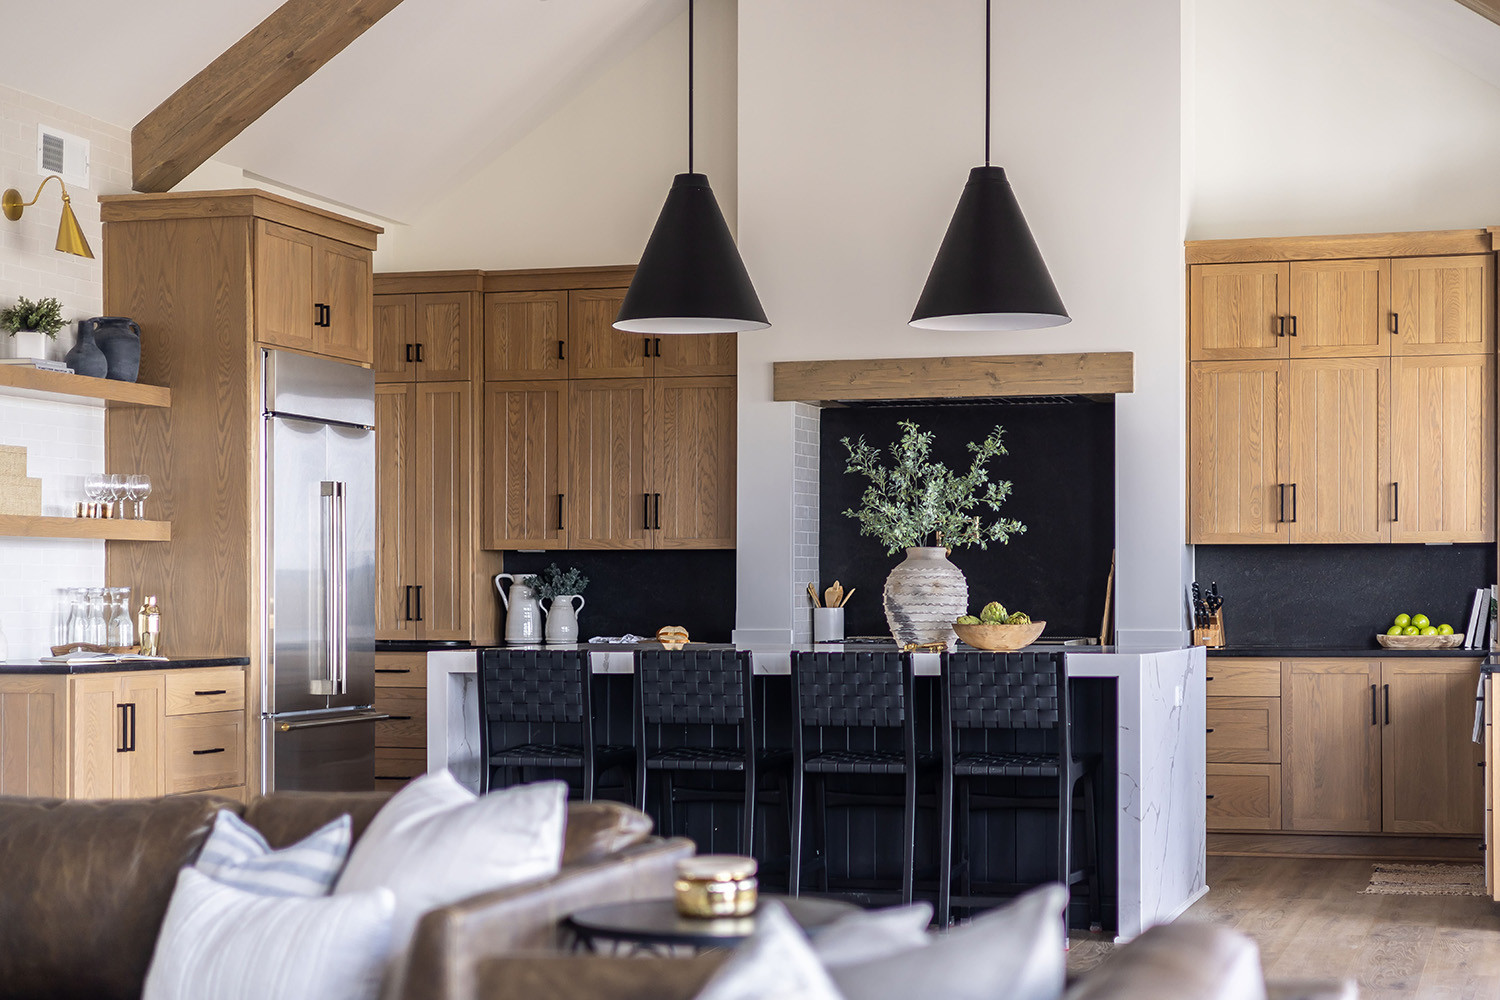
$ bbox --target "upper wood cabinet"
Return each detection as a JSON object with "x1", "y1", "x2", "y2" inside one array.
[
  {"x1": 483, "y1": 381, "x2": 569, "y2": 550},
  {"x1": 1287, "y1": 258, "x2": 1388, "y2": 358},
  {"x1": 1391, "y1": 255, "x2": 1494, "y2": 356},
  {"x1": 375, "y1": 383, "x2": 417, "y2": 640},
  {"x1": 1286, "y1": 358, "x2": 1387, "y2": 543},
  {"x1": 254, "y1": 220, "x2": 374, "y2": 366},
  {"x1": 485, "y1": 291, "x2": 568, "y2": 381},
  {"x1": 1389, "y1": 353, "x2": 1495, "y2": 543},
  {"x1": 654, "y1": 334, "x2": 737, "y2": 377},
  {"x1": 568, "y1": 379, "x2": 654, "y2": 550},
  {"x1": 1188, "y1": 360, "x2": 1287, "y2": 543},
  {"x1": 1189, "y1": 262, "x2": 1290, "y2": 361},
  {"x1": 375, "y1": 292, "x2": 473, "y2": 383},
  {"x1": 654, "y1": 378, "x2": 736, "y2": 548},
  {"x1": 569, "y1": 289, "x2": 650, "y2": 378}
]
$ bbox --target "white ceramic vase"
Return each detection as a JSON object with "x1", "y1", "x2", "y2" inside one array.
[
  {"x1": 6, "y1": 330, "x2": 49, "y2": 360},
  {"x1": 541, "y1": 594, "x2": 585, "y2": 644},
  {"x1": 495, "y1": 573, "x2": 545, "y2": 644},
  {"x1": 882, "y1": 546, "x2": 968, "y2": 649}
]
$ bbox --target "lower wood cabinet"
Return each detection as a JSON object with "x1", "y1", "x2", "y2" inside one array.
[
  {"x1": 1282, "y1": 659, "x2": 1383, "y2": 833},
  {"x1": 1206, "y1": 763, "x2": 1282, "y2": 832},
  {"x1": 374, "y1": 653, "x2": 427, "y2": 792},
  {"x1": 1484, "y1": 673, "x2": 1498, "y2": 901}
]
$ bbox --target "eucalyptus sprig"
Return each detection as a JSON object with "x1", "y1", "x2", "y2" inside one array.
[
  {"x1": 0, "y1": 296, "x2": 65, "y2": 337},
  {"x1": 841, "y1": 420, "x2": 1026, "y2": 556},
  {"x1": 534, "y1": 563, "x2": 589, "y2": 600}
]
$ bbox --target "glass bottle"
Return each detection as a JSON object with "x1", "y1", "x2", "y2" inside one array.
[
  {"x1": 85, "y1": 588, "x2": 108, "y2": 646},
  {"x1": 108, "y1": 587, "x2": 134, "y2": 648},
  {"x1": 138, "y1": 594, "x2": 161, "y2": 657},
  {"x1": 64, "y1": 588, "x2": 87, "y2": 646}
]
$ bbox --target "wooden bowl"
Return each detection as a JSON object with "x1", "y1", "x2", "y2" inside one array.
[
  {"x1": 1375, "y1": 632, "x2": 1462, "y2": 650},
  {"x1": 953, "y1": 620, "x2": 1046, "y2": 651}
]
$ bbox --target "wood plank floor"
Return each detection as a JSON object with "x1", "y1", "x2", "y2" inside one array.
[{"x1": 1066, "y1": 856, "x2": 1500, "y2": 998}]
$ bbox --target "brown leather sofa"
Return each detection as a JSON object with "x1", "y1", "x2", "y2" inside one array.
[{"x1": 0, "y1": 790, "x2": 692, "y2": 1000}]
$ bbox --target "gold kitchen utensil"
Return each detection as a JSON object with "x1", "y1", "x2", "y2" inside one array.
[
  {"x1": 807, "y1": 582, "x2": 821, "y2": 608},
  {"x1": 838, "y1": 587, "x2": 854, "y2": 607}
]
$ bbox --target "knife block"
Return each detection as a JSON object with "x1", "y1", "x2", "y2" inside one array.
[{"x1": 1192, "y1": 610, "x2": 1225, "y2": 649}]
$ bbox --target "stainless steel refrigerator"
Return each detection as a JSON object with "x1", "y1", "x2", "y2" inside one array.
[{"x1": 260, "y1": 349, "x2": 384, "y2": 792}]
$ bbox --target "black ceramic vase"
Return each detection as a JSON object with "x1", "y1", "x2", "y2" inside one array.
[
  {"x1": 83, "y1": 317, "x2": 142, "y2": 382},
  {"x1": 65, "y1": 321, "x2": 108, "y2": 379}
]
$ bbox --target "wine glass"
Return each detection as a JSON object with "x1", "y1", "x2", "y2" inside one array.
[
  {"x1": 105, "y1": 474, "x2": 126, "y2": 518},
  {"x1": 126, "y1": 474, "x2": 152, "y2": 520},
  {"x1": 83, "y1": 473, "x2": 105, "y2": 518}
]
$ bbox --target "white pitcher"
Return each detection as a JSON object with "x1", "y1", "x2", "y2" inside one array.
[
  {"x1": 541, "y1": 595, "x2": 585, "y2": 644},
  {"x1": 495, "y1": 573, "x2": 545, "y2": 644}
]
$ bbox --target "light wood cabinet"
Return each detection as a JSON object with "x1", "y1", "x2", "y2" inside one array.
[
  {"x1": 1189, "y1": 262, "x2": 1290, "y2": 361},
  {"x1": 1206, "y1": 696, "x2": 1280, "y2": 764},
  {"x1": 375, "y1": 383, "x2": 417, "y2": 640},
  {"x1": 165, "y1": 711, "x2": 245, "y2": 794},
  {"x1": 1381, "y1": 660, "x2": 1484, "y2": 836},
  {"x1": 1205, "y1": 658, "x2": 1281, "y2": 698},
  {"x1": 374, "y1": 652, "x2": 426, "y2": 793},
  {"x1": 70, "y1": 672, "x2": 165, "y2": 799},
  {"x1": 1287, "y1": 358, "x2": 1387, "y2": 543},
  {"x1": 1485, "y1": 674, "x2": 1498, "y2": 900},
  {"x1": 1188, "y1": 360, "x2": 1287, "y2": 543},
  {"x1": 375, "y1": 293, "x2": 474, "y2": 383},
  {"x1": 485, "y1": 291, "x2": 568, "y2": 381},
  {"x1": 569, "y1": 289, "x2": 649, "y2": 378},
  {"x1": 254, "y1": 220, "x2": 374, "y2": 366},
  {"x1": 1206, "y1": 763, "x2": 1282, "y2": 831},
  {"x1": 1282, "y1": 659, "x2": 1383, "y2": 833},
  {"x1": 483, "y1": 381, "x2": 569, "y2": 550},
  {"x1": 1391, "y1": 255, "x2": 1494, "y2": 356},
  {"x1": 653, "y1": 377, "x2": 736, "y2": 548},
  {"x1": 654, "y1": 333, "x2": 737, "y2": 377},
  {"x1": 374, "y1": 295, "x2": 416, "y2": 381},
  {"x1": 1287, "y1": 259, "x2": 1389, "y2": 358},
  {"x1": 1389, "y1": 353, "x2": 1495, "y2": 543},
  {"x1": 568, "y1": 379, "x2": 653, "y2": 550}
]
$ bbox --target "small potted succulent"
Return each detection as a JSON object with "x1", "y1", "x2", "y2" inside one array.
[
  {"x1": 0, "y1": 295, "x2": 65, "y2": 361},
  {"x1": 534, "y1": 563, "x2": 590, "y2": 644}
]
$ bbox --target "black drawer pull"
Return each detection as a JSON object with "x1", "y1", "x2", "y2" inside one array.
[
  {"x1": 374, "y1": 775, "x2": 409, "y2": 781},
  {"x1": 1206, "y1": 676, "x2": 1214, "y2": 682},
  {"x1": 1205, "y1": 794, "x2": 1216, "y2": 800},
  {"x1": 194, "y1": 689, "x2": 227, "y2": 696},
  {"x1": 387, "y1": 715, "x2": 413, "y2": 721},
  {"x1": 192, "y1": 747, "x2": 227, "y2": 756},
  {"x1": 374, "y1": 668, "x2": 411, "y2": 674},
  {"x1": 1205, "y1": 728, "x2": 1215, "y2": 734}
]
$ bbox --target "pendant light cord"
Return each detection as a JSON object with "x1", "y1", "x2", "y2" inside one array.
[
  {"x1": 984, "y1": 0, "x2": 991, "y2": 166},
  {"x1": 687, "y1": 0, "x2": 693, "y2": 173}
]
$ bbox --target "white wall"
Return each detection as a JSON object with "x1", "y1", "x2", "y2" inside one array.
[
  {"x1": 1190, "y1": 0, "x2": 1500, "y2": 238},
  {"x1": 0, "y1": 83, "x2": 134, "y2": 658},
  {"x1": 734, "y1": 0, "x2": 1189, "y2": 646},
  {"x1": 379, "y1": 0, "x2": 737, "y2": 272}
]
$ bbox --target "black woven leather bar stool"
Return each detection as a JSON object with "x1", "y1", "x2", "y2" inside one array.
[
  {"x1": 633, "y1": 648, "x2": 790, "y2": 857},
  {"x1": 789, "y1": 650, "x2": 934, "y2": 904},
  {"x1": 937, "y1": 649, "x2": 1102, "y2": 929},
  {"x1": 477, "y1": 648, "x2": 632, "y2": 800}
]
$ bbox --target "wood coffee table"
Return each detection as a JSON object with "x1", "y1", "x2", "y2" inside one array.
[{"x1": 566, "y1": 894, "x2": 857, "y2": 953}]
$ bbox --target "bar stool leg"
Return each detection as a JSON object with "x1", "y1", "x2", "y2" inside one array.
[
  {"x1": 657, "y1": 771, "x2": 675, "y2": 839},
  {"x1": 1083, "y1": 770, "x2": 1102, "y2": 932},
  {"x1": 582, "y1": 759, "x2": 597, "y2": 803},
  {"x1": 958, "y1": 779, "x2": 973, "y2": 900},
  {"x1": 901, "y1": 766, "x2": 917, "y2": 905},
  {"x1": 938, "y1": 768, "x2": 954, "y2": 926},
  {"x1": 812, "y1": 775, "x2": 830, "y2": 893},
  {"x1": 741, "y1": 766, "x2": 758, "y2": 858},
  {"x1": 789, "y1": 767, "x2": 805, "y2": 896}
]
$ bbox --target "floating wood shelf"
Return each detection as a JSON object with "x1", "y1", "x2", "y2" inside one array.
[
  {"x1": 0, "y1": 367, "x2": 170, "y2": 408},
  {"x1": 0, "y1": 515, "x2": 171, "y2": 541}
]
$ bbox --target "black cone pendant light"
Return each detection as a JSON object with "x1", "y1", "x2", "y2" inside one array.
[
  {"x1": 615, "y1": 0, "x2": 768, "y2": 334},
  {"x1": 910, "y1": 0, "x2": 1069, "y2": 332}
]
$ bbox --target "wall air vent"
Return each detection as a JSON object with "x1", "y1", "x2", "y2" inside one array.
[{"x1": 36, "y1": 125, "x2": 90, "y2": 188}]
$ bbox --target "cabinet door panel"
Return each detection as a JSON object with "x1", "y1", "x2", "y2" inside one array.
[
  {"x1": 116, "y1": 673, "x2": 164, "y2": 798},
  {"x1": 315, "y1": 239, "x2": 374, "y2": 365},
  {"x1": 373, "y1": 294, "x2": 417, "y2": 382},
  {"x1": 1390, "y1": 354, "x2": 1495, "y2": 542},
  {"x1": 1391, "y1": 255, "x2": 1494, "y2": 356},
  {"x1": 1287, "y1": 358, "x2": 1388, "y2": 543},
  {"x1": 484, "y1": 291, "x2": 567, "y2": 380},
  {"x1": 416, "y1": 292, "x2": 471, "y2": 381},
  {"x1": 1189, "y1": 262, "x2": 1290, "y2": 361},
  {"x1": 1289, "y1": 259, "x2": 1388, "y2": 358},
  {"x1": 1206, "y1": 696, "x2": 1281, "y2": 764},
  {"x1": 254, "y1": 221, "x2": 317, "y2": 354},
  {"x1": 69, "y1": 674, "x2": 120, "y2": 798},
  {"x1": 1188, "y1": 361, "x2": 1288, "y2": 543},
  {"x1": 654, "y1": 334, "x2": 737, "y2": 377},
  {"x1": 483, "y1": 381, "x2": 568, "y2": 549},
  {"x1": 376, "y1": 384, "x2": 417, "y2": 639},
  {"x1": 414, "y1": 382, "x2": 472, "y2": 641},
  {"x1": 1206, "y1": 763, "x2": 1282, "y2": 832},
  {"x1": 654, "y1": 377, "x2": 736, "y2": 548},
  {"x1": 1282, "y1": 659, "x2": 1381, "y2": 833},
  {"x1": 569, "y1": 379, "x2": 652, "y2": 549},
  {"x1": 1382, "y1": 659, "x2": 1483, "y2": 835},
  {"x1": 569, "y1": 289, "x2": 649, "y2": 378}
]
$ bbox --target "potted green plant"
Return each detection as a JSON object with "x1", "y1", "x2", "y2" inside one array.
[
  {"x1": 0, "y1": 296, "x2": 65, "y2": 361},
  {"x1": 534, "y1": 563, "x2": 590, "y2": 644},
  {"x1": 841, "y1": 420, "x2": 1025, "y2": 648}
]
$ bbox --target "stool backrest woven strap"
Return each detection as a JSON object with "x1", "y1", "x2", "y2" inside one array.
[
  {"x1": 478, "y1": 648, "x2": 588, "y2": 725},
  {"x1": 793, "y1": 650, "x2": 909, "y2": 728},
  {"x1": 636, "y1": 648, "x2": 751, "y2": 726},
  {"x1": 940, "y1": 650, "x2": 1066, "y2": 732}
]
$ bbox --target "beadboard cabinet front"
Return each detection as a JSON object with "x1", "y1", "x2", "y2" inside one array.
[
  {"x1": 1188, "y1": 360, "x2": 1287, "y2": 543},
  {"x1": 483, "y1": 381, "x2": 569, "y2": 550}
]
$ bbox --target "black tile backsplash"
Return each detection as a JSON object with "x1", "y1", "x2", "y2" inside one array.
[
  {"x1": 1194, "y1": 544, "x2": 1496, "y2": 647},
  {"x1": 499, "y1": 550, "x2": 736, "y2": 643}
]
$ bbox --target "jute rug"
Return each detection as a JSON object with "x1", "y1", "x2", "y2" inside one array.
[{"x1": 1362, "y1": 863, "x2": 1487, "y2": 896}]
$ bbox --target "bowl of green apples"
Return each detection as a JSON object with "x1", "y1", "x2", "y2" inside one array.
[{"x1": 1375, "y1": 612, "x2": 1461, "y2": 649}]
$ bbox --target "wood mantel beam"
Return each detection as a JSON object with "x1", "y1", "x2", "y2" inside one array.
[
  {"x1": 131, "y1": 0, "x2": 404, "y2": 193},
  {"x1": 1454, "y1": 0, "x2": 1500, "y2": 27},
  {"x1": 772, "y1": 353, "x2": 1134, "y2": 404}
]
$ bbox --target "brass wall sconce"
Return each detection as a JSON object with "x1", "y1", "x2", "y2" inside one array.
[{"x1": 2, "y1": 174, "x2": 93, "y2": 259}]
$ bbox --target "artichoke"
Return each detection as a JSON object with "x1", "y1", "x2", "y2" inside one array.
[
  {"x1": 1005, "y1": 611, "x2": 1032, "y2": 625},
  {"x1": 979, "y1": 601, "x2": 1008, "y2": 624},
  {"x1": 956, "y1": 614, "x2": 981, "y2": 625}
]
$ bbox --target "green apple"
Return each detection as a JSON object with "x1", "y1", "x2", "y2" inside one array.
[
  {"x1": 1403, "y1": 625, "x2": 1421, "y2": 635},
  {"x1": 1412, "y1": 613, "x2": 1431, "y2": 629},
  {"x1": 1421, "y1": 626, "x2": 1439, "y2": 636},
  {"x1": 1386, "y1": 625, "x2": 1405, "y2": 636},
  {"x1": 1437, "y1": 623, "x2": 1455, "y2": 635},
  {"x1": 1394, "y1": 613, "x2": 1411, "y2": 627}
]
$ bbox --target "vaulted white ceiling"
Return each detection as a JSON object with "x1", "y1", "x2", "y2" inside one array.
[{"x1": 0, "y1": 0, "x2": 680, "y2": 220}]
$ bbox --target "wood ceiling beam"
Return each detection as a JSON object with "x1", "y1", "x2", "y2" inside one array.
[
  {"x1": 131, "y1": 0, "x2": 404, "y2": 193},
  {"x1": 1454, "y1": 0, "x2": 1500, "y2": 27}
]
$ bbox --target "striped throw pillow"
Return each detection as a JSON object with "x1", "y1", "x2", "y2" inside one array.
[{"x1": 195, "y1": 809, "x2": 351, "y2": 897}]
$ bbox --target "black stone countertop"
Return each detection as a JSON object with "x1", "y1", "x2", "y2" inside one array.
[
  {"x1": 376, "y1": 639, "x2": 473, "y2": 653},
  {"x1": 1208, "y1": 646, "x2": 1482, "y2": 658},
  {"x1": 0, "y1": 655, "x2": 249, "y2": 675}
]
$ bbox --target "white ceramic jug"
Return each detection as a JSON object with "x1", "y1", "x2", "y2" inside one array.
[
  {"x1": 495, "y1": 574, "x2": 545, "y2": 644},
  {"x1": 541, "y1": 594, "x2": 585, "y2": 644}
]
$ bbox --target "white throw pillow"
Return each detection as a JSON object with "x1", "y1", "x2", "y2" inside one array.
[
  {"x1": 143, "y1": 867, "x2": 394, "y2": 1000},
  {"x1": 812, "y1": 902, "x2": 933, "y2": 968},
  {"x1": 828, "y1": 884, "x2": 1068, "y2": 1000},
  {"x1": 694, "y1": 901, "x2": 846, "y2": 1000},
  {"x1": 335, "y1": 773, "x2": 567, "y2": 950},
  {"x1": 195, "y1": 809, "x2": 351, "y2": 896}
]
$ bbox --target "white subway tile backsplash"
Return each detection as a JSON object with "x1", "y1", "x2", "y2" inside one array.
[{"x1": 790, "y1": 403, "x2": 821, "y2": 645}]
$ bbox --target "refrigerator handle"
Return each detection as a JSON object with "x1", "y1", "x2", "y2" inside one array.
[{"x1": 318, "y1": 481, "x2": 349, "y2": 696}]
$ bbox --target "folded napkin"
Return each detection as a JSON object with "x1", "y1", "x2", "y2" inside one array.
[{"x1": 587, "y1": 634, "x2": 647, "y2": 645}]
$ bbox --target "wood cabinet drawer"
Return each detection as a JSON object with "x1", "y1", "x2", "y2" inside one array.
[
  {"x1": 374, "y1": 653, "x2": 428, "y2": 689},
  {"x1": 1205, "y1": 659, "x2": 1280, "y2": 698},
  {"x1": 375, "y1": 747, "x2": 426, "y2": 793},
  {"x1": 164, "y1": 668, "x2": 245, "y2": 716},
  {"x1": 1207, "y1": 763, "x2": 1282, "y2": 832},
  {"x1": 1207, "y1": 696, "x2": 1281, "y2": 763},
  {"x1": 165, "y1": 711, "x2": 245, "y2": 793},
  {"x1": 375, "y1": 687, "x2": 426, "y2": 749}
]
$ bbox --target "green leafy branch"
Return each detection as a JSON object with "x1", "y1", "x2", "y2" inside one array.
[
  {"x1": 534, "y1": 563, "x2": 589, "y2": 600},
  {"x1": 0, "y1": 296, "x2": 65, "y2": 337}
]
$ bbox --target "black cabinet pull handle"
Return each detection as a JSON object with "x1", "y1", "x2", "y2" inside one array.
[
  {"x1": 1276, "y1": 315, "x2": 1285, "y2": 338},
  {"x1": 415, "y1": 343, "x2": 424, "y2": 363},
  {"x1": 1371, "y1": 684, "x2": 1378, "y2": 726},
  {"x1": 643, "y1": 492, "x2": 651, "y2": 529},
  {"x1": 1206, "y1": 676, "x2": 1215, "y2": 682},
  {"x1": 414, "y1": 585, "x2": 423, "y2": 623},
  {"x1": 314, "y1": 303, "x2": 331, "y2": 327},
  {"x1": 192, "y1": 747, "x2": 227, "y2": 756},
  {"x1": 654, "y1": 337, "x2": 661, "y2": 358},
  {"x1": 389, "y1": 715, "x2": 413, "y2": 722},
  {"x1": 1277, "y1": 484, "x2": 1286, "y2": 523},
  {"x1": 118, "y1": 703, "x2": 130, "y2": 753},
  {"x1": 404, "y1": 585, "x2": 413, "y2": 622},
  {"x1": 1392, "y1": 482, "x2": 1399, "y2": 522},
  {"x1": 558, "y1": 339, "x2": 565, "y2": 360},
  {"x1": 1205, "y1": 794, "x2": 1216, "y2": 800},
  {"x1": 643, "y1": 337, "x2": 650, "y2": 360},
  {"x1": 374, "y1": 668, "x2": 411, "y2": 674},
  {"x1": 557, "y1": 493, "x2": 565, "y2": 531},
  {"x1": 405, "y1": 343, "x2": 414, "y2": 363},
  {"x1": 1391, "y1": 312, "x2": 1400, "y2": 336},
  {"x1": 194, "y1": 690, "x2": 227, "y2": 697},
  {"x1": 1384, "y1": 683, "x2": 1390, "y2": 726},
  {"x1": 1288, "y1": 315, "x2": 1298, "y2": 337},
  {"x1": 1288, "y1": 482, "x2": 1297, "y2": 523},
  {"x1": 653, "y1": 492, "x2": 662, "y2": 530},
  {"x1": 1205, "y1": 728, "x2": 1215, "y2": 734}
]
